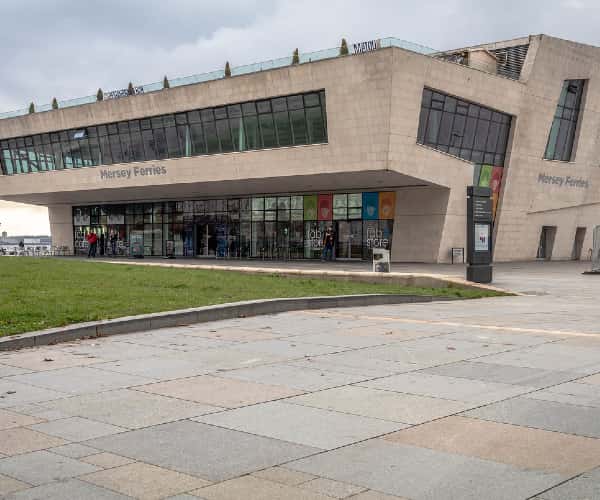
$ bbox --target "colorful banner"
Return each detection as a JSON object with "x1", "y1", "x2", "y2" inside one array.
[
  {"x1": 303, "y1": 195, "x2": 317, "y2": 221},
  {"x1": 317, "y1": 193, "x2": 333, "y2": 221},
  {"x1": 362, "y1": 192, "x2": 379, "y2": 220},
  {"x1": 490, "y1": 166, "x2": 503, "y2": 221},
  {"x1": 478, "y1": 165, "x2": 493, "y2": 188},
  {"x1": 379, "y1": 192, "x2": 396, "y2": 220}
]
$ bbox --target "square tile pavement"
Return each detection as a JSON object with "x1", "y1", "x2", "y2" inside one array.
[
  {"x1": 0, "y1": 427, "x2": 67, "y2": 456},
  {"x1": 136, "y1": 375, "x2": 303, "y2": 408},
  {"x1": 359, "y1": 372, "x2": 536, "y2": 404},
  {"x1": 463, "y1": 397, "x2": 600, "y2": 438},
  {"x1": 0, "y1": 380, "x2": 67, "y2": 408},
  {"x1": 0, "y1": 474, "x2": 30, "y2": 497},
  {"x1": 6, "y1": 367, "x2": 153, "y2": 396},
  {"x1": 287, "y1": 439, "x2": 564, "y2": 500},
  {"x1": 195, "y1": 400, "x2": 405, "y2": 449},
  {"x1": 81, "y1": 462, "x2": 210, "y2": 500},
  {"x1": 0, "y1": 450, "x2": 100, "y2": 486},
  {"x1": 0, "y1": 408, "x2": 43, "y2": 430},
  {"x1": 287, "y1": 385, "x2": 469, "y2": 424},
  {"x1": 2, "y1": 478, "x2": 130, "y2": 499},
  {"x1": 384, "y1": 415, "x2": 600, "y2": 476},
  {"x1": 534, "y1": 466, "x2": 600, "y2": 499},
  {"x1": 85, "y1": 420, "x2": 318, "y2": 482},
  {"x1": 29, "y1": 416, "x2": 126, "y2": 442},
  {"x1": 42, "y1": 389, "x2": 220, "y2": 429}
]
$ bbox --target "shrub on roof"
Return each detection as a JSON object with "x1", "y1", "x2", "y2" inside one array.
[
  {"x1": 163, "y1": 75, "x2": 170, "y2": 89},
  {"x1": 340, "y1": 38, "x2": 349, "y2": 56},
  {"x1": 96, "y1": 88, "x2": 104, "y2": 101},
  {"x1": 292, "y1": 48, "x2": 300, "y2": 65},
  {"x1": 225, "y1": 61, "x2": 231, "y2": 78},
  {"x1": 28, "y1": 102, "x2": 35, "y2": 114},
  {"x1": 51, "y1": 98, "x2": 58, "y2": 110},
  {"x1": 127, "y1": 82, "x2": 135, "y2": 95}
]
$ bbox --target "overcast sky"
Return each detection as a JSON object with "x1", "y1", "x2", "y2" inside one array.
[{"x1": 1, "y1": 0, "x2": 599, "y2": 236}]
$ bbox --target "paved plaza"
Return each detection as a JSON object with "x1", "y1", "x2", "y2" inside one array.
[{"x1": 1, "y1": 262, "x2": 600, "y2": 499}]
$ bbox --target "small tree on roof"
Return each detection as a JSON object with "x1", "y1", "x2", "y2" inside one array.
[
  {"x1": 28, "y1": 102, "x2": 35, "y2": 114},
  {"x1": 163, "y1": 75, "x2": 170, "y2": 89},
  {"x1": 292, "y1": 48, "x2": 300, "y2": 65},
  {"x1": 340, "y1": 38, "x2": 349, "y2": 56},
  {"x1": 51, "y1": 98, "x2": 58, "y2": 110},
  {"x1": 224, "y1": 61, "x2": 231, "y2": 78},
  {"x1": 127, "y1": 82, "x2": 135, "y2": 95},
  {"x1": 96, "y1": 88, "x2": 104, "y2": 101}
]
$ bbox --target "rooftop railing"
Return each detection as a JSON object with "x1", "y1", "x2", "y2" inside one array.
[{"x1": 0, "y1": 37, "x2": 435, "y2": 121}]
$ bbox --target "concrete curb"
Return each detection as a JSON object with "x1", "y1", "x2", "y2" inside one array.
[
  {"x1": 0, "y1": 294, "x2": 456, "y2": 352},
  {"x1": 82, "y1": 258, "x2": 512, "y2": 295}
]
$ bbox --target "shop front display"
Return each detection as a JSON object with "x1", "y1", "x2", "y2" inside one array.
[{"x1": 72, "y1": 191, "x2": 396, "y2": 260}]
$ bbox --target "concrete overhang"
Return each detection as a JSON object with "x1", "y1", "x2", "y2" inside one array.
[{"x1": 0, "y1": 169, "x2": 433, "y2": 206}]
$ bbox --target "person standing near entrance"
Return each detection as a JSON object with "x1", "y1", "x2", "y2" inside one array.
[
  {"x1": 86, "y1": 231, "x2": 98, "y2": 258},
  {"x1": 321, "y1": 227, "x2": 335, "y2": 261},
  {"x1": 109, "y1": 231, "x2": 118, "y2": 256},
  {"x1": 99, "y1": 232, "x2": 105, "y2": 257}
]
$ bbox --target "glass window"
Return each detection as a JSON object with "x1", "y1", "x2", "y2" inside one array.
[
  {"x1": 274, "y1": 111, "x2": 292, "y2": 146},
  {"x1": 417, "y1": 87, "x2": 511, "y2": 166},
  {"x1": 544, "y1": 79, "x2": 585, "y2": 161},
  {"x1": 1, "y1": 90, "x2": 327, "y2": 177},
  {"x1": 190, "y1": 123, "x2": 205, "y2": 155},
  {"x1": 290, "y1": 109, "x2": 307, "y2": 145}
]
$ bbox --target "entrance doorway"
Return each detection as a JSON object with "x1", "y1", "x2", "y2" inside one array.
[
  {"x1": 572, "y1": 227, "x2": 587, "y2": 260},
  {"x1": 335, "y1": 221, "x2": 362, "y2": 259},
  {"x1": 196, "y1": 223, "x2": 217, "y2": 257},
  {"x1": 537, "y1": 226, "x2": 557, "y2": 260}
]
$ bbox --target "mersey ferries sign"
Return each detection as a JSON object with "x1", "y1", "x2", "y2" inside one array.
[{"x1": 100, "y1": 165, "x2": 167, "y2": 181}]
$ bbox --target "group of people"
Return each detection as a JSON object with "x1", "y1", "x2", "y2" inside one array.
[{"x1": 85, "y1": 230, "x2": 119, "y2": 258}]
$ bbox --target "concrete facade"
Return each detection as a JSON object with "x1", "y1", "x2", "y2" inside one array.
[{"x1": 0, "y1": 34, "x2": 599, "y2": 262}]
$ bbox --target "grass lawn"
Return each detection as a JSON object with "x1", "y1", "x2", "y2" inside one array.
[{"x1": 0, "y1": 258, "x2": 502, "y2": 336}]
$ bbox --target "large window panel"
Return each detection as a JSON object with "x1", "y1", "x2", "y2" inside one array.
[
  {"x1": 0, "y1": 90, "x2": 328, "y2": 176},
  {"x1": 544, "y1": 79, "x2": 585, "y2": 161}
]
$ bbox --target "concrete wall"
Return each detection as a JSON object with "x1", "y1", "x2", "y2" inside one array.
[{"x1": 48, "y1": 205, "x2": 73, "y2": 252}]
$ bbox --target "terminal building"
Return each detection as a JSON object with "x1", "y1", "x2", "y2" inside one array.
[{"x1": 0, "y1": 34, "x2": 598, "y2": 262}]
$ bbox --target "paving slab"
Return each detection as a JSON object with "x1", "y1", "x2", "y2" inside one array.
[
  {"x1": 85, "y1": 420, "x2": 318, "y2": 482},
  {"x1": 526, "y1": 381, "x2": 600, "y2": 408},
  {"x1": 4, "y1": 403, "x2": 70, "y2": 421},
  {"x1": 349, "y1": 491, "x2": 409, "y2": 500},
  {"x1": 0, "y1": 408, "x2": 43, "y2": 430},
  {"x1": 190, "y1": 475, "x2": 333, "y2": 500},
  {"x1": 577, "y1": 372, "x2": 600, "y2": 385},
  {"x1": 287, "y1": 440, "x2": 564, "y2": 500},
  {"x1": 0, "y1": 349, "x2": 101, "y2": 371},
  {"x1": 181, "y1": 326, "x2": 281, "y2": 342},
  {"x1": 195, "y1": 400, "x2": 405, "y2": 449},
  {"x1": 0, "y1": 427, "x2": 67, "y2": 456},
  {"x1": 359, "y1": 372, "x2": 535, "y2": 404},
  {"x1": 7, "y1": 366, "x2": 153, "y2": 395},
  {"x1": 80, "y1": 452, "x2": 135, "y2": 468},
  {"x1": 43, "y1": 388, "x2": 219, "y2": 428},
  {"x1": 0, "y1": 380, "x2": 67, "y2": 408},
  {"x1": 93, "y1": 356, "x2": 212, "y2": 380},
  {"x1": 463, "y1": 397, "x2": 600, "y2": 438},
  {"x1": 290, "y1": 351, "x2": 414, "y2": 378},
  {"x1": 535, "y1": 466, "x2": 600, "y2": 499},
  {"x1": 287, "y1": 385, "x2": 469, "y2": 424},
  {"x1": 477, "y1": 343, "x2": 600, "y2": 374},
  {"x1": 0, "y1": 365, "x2": 30, "y2": 378},
  {"x1": 3, "y1": 478, "x2": 130, "y2": 499},
  {"x1": 284, "y1": 332, "x2": 392, "y2": 349},
  {"x1": 60, "y1": 340, "x2": 174, "y2": 361},
  {"x1": 385, "y1": 415, "x2": 600, "y2": 476},
  {"x1": 48, "y1": 443, "x2": 100, "y2": 459},
  {"x1": 137, "y1": 375, "x2": 302, "y2": 408},
  {"x1": 173, "y1": 347, "x2": 285, "y2": 372},
  {"x1": 81, "y1": 462, "x2": 210, "y2": 499},
  {"x1": 356, "y1": 337, "x2": 511, "y2": 368},
  {"x1": 230, "y1": 339, "x2": 348, "y2": 359},
  {"x1": 0, "y1": 473, "x2": 30, "y2": 496},
  {"x1": 29, "y1": 416, "x2": 126, "y2": 442},
  {"x1": 0, "y1": 450, "x2": 99, "y2": 486},
  {"x1": 251, "y1": 466, "x2": 316, "y2": 486},
  {"x1": 112, "y1": 331, "x2": 233, "y2": 351},
  {"x1": 421, "y1": 361, "x2": 580, "y2": 388},
  {"x1": 300, "y1": 477, "x2": 367, "y2": 498},
  {"x1": 223, "y1": 363, "x2": 368, "y2": 391}
]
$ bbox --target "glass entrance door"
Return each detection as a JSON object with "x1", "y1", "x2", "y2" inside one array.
[
  {"x1": 336, "y1": 221, "x2": 362, "y2": 259},
  {"x1": 196, "y1": 223, "x2": 217, "y2": 257}
]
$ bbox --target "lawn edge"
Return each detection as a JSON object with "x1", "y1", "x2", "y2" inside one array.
[{"x1": 0, "y1": 293, "x2": 466, "y2": 351}]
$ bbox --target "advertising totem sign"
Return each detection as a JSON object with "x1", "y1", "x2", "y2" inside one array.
[{"x1": 467, "y1": 186, "x2": 493, "y2": 283}]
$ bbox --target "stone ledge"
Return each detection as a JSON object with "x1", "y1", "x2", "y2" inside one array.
[{"x1": 0, "y1": 294, "x2": 455, "y2": 352}]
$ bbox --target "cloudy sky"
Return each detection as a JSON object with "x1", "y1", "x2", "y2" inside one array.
[{"x1": 1, "y1": 0, "x2": 599, "y2": 236}]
